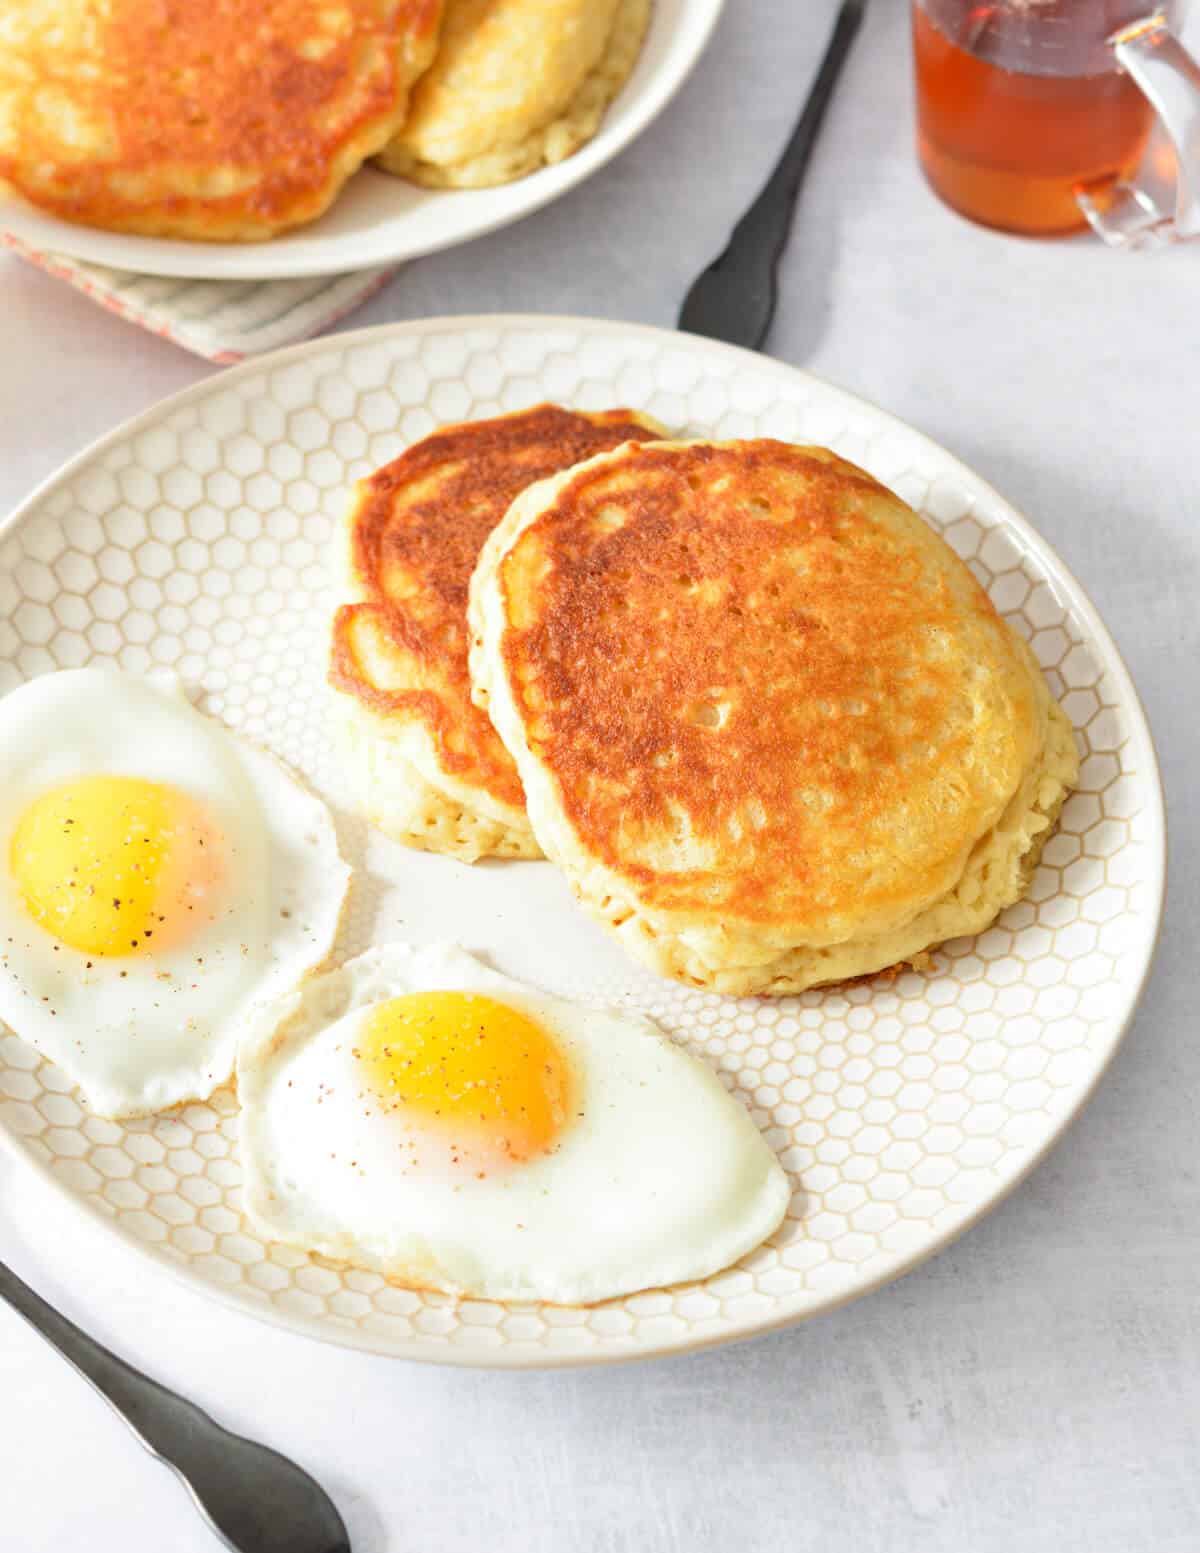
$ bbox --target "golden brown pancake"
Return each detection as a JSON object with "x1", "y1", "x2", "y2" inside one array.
[
  {"x1": 0, "y1": 0, "x2": 442, "y2": 240},
  {"x1": 329, "y1": 404, "x2": 665, "y2": 861},
  {"x1": 469, "y1": 439, "x2": 1079, "y2": 992},
  {"x1": 376, "y1": 0, "x2": 652, "y2": 188}
]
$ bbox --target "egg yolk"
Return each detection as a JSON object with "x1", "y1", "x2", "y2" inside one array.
[
  {"x1": 9, "y1": 775, "x2": 225, "y2": 958},
  {"x1": 356, "y1": 992, "x2": 572, "y2": 1166}
]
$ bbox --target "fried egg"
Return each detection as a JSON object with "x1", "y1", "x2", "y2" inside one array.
[
  {"x1": 238, "y1": 943, "x2": 790, "y2": 1304},
  {"x1": 0, "y1": 669, "x2": 349, "y2": 1118}
]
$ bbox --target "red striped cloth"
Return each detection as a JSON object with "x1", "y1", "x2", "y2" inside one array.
[{"x1": 4, "y1": 233, "x2": 396, "y2": 363}]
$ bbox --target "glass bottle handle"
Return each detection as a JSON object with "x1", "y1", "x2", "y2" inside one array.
[{"x1": 1077, "y1": 12, "x2": 1200, "y2": 246}]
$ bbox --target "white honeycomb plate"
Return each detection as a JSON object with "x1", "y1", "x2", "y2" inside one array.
[{"x1": 0, "y1": 318, "x2": 1164, "y2": 1366}]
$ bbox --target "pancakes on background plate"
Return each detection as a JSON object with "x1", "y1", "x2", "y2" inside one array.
[
  {"x1": 329, "y1": 404, "x2": 665, "y2": 862},
  {"x1": 469, "y1": 439, "x2": 1080, "y2": 995},
  {"x1": 376, "y1": 0, "x2": 652, "y2": 188},
  {"x1": 0, "y1": 0, "x2": 442, "y2": 240}
]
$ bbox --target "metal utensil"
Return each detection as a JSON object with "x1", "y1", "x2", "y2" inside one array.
[
  {"x1": 678, "y1": 0, "x2": 866, "y2": 350},
  {"x1": 0, "y1": 1257, "x2": 350, "y2": 1553}
]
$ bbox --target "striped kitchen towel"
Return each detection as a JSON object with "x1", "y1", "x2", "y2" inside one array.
[{"x1": 4, "y1": 232, "x2": 396, "y2": 364}]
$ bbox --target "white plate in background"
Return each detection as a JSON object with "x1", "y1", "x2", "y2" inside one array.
[{"x1": 0, "y1": 0, "x2": 723, "y2": 281}]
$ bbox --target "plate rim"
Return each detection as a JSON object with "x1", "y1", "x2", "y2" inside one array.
[
  {"x1": 0, "y1": 0, "x2": 725, "y2": 281},
  {"x1": 0, "y1": 314, "x2": 1167, "y2": 1367}
]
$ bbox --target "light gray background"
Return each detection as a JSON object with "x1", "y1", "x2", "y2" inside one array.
[{"x1": 1, "y1": 2, "x2": 1196, "y2": 1549}]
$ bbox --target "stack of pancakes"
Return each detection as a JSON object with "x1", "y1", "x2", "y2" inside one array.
[
  {"x1": 330, "y1": 410, "x2": 1080, "y2": 997},
  {"x1": 0, "y1": 0, "x2": 653, "y2": 239},
  {"x1": 330, "y1": 405, "x2": 663, "y2": 860}
]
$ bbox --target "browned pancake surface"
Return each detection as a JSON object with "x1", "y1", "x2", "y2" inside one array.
[
  {"x1": 0, "y1": 0, "x2": 442, "y2": 239},
  {"x1": 330, "y1": 404, "x2": 662, "y2": 816},
  {"x1": 493, "y1": 440, "x2": 1043, "y2": 940}
]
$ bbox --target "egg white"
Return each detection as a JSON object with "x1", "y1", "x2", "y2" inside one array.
[
  {"x1": 237, "y1": 942, "x2": 790, "y2": 1305},
  {"x1": 0, "y1": 669, "x2": 349, "y2": 1117}
]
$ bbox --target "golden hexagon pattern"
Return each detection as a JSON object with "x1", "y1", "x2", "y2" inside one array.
[{"x1": 0, "y1": 322, "x2": 1163, "y2": 1366}]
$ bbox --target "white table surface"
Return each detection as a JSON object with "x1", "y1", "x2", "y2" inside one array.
[{"x1": 2, "y1": 3, "x2": 1197, "y2": 1550}]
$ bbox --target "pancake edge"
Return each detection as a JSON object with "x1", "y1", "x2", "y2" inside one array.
[{"x1": 376, "y1": 0, "x2": 652, "y2": 189}]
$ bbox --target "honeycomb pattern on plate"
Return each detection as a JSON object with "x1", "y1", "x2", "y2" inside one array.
[{"x1": 0, "y1": 322, "x2": 1163, "y2": 1366}]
